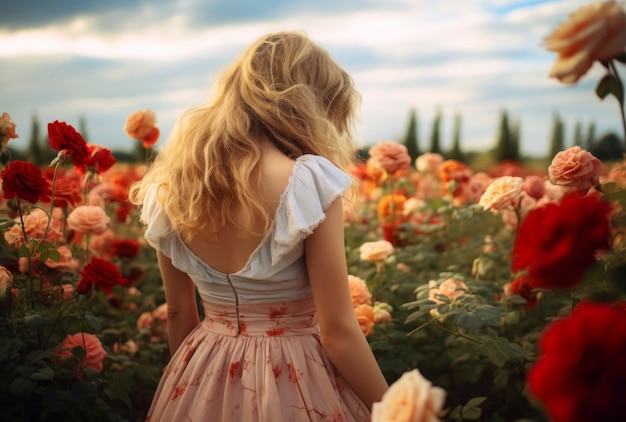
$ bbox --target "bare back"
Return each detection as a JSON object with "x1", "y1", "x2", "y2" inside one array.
[{"x1": 183, "y1": 140, "x2": 295, "y2": 274}]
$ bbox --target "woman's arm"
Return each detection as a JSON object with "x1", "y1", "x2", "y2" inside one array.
[
  {"x1": 156, "y1": 251, "x2": 200, "y2": 355},
  {"x1": 305, "y1": 197, "x2": 389, "y2": 409}
]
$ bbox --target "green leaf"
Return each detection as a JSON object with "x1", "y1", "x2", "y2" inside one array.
[
  {"x1": 23, "y1": 311, "x2": 54, "y2": 329},
  {"x1": 452, "y1": 304, "x2": 501, "y2": 331},
  {"x1": 475, "y1": 335, "x2": 532, "y2": 367},
  {"x1": 38, "y1": 248, "x2": 61, "y2": 263},
  {"x1": 31, "y1": 364, "x2": 55, "y2": 381},
  {"x1": 596, "y1": 73, "x2": 624, "y2": 104},
  {"x1": 10, "y1": 377, "x2": 36, "y2": 397},
  {"x1": 465, "y1": 396, "x2": 488, "y2": 408},
  {"x1": 462, "y1": 406, "x2": 482, "y2": 420},
  {"x1": 84, "y1": 312, "x2": 103, "y2": 331}
]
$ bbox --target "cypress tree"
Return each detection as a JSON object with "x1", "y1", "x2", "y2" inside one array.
[
  {"x1": 586, "y1": 121, "x2": 596, "y2": 149},
  {"x1": 495, "y1": 109, "x2": 511, "y2": 162},
  {"x1": 509, "y1": 118, "x2": 521, "y2": 162},
  {"x1": 78, "y1": 115, "x2": 89, "y2": 143},
  {"x1": 548, "y1": 112, "x2": 565, "y2": 159},
  {"x1": 573, "y1": 120, "x2": 583, "y2": 146},
  {"x1": 402, "y1": 108, "x2": 420, "y2": 163},
  {"x1": 26, "y1": 114, "x2": 44, "y2": 167},
  {"x1": 447, "y1": 113, "x2": 464, "y2": 162},
  {"x1": 429, "y1": 109, "x2": 442, "y2": 155}
]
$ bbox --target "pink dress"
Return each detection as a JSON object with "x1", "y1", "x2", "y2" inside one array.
[{"x1": 141, "y1": 155, "x2": 370, "y2": 421}]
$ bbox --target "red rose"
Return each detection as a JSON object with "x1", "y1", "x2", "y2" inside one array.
[
  {"x1": 75, "y1": 144, "x2": 117, "y2": 175},
  {"x1": 1, "y1": 161, "x2": 51, "y2": 203},
  {"x1": 111, "y1": 239, "x2": 141, "y2": 258},
  {"x1": 512, "y1": 193, "x2": 612, "y2": 289},
  {"x1": 527, "y1": 301, "x2": 626, "y2": 422},
  {"x1": 79, "y1": 258, "x2": 128, "y2": 295},
  {"x1": 48, "y1": 121, "x2": 89, "y2": 168}
]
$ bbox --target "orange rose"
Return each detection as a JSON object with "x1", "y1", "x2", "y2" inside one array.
[
  {"x1": 360, "y1": 240, "x2": 394, "y2": 262},
  {"x1": 544, "y1": 0, "x2": 626, "y2": 84},
  {"x1": 548, "y1": 146, "x2": 602, "y2": 191},
  {"x1": 124, "y1": 109, "x2": 160, "y2": 147},
  {"x1": 54, "y1": 332, "x2": 107, "y2": 372},
  {"x1": 372, "y1": 369, "x2": 447, "y2": 422},
  {"x1": 377, "y1": 194, "x2": 407, "y2": 220},
  {"x1": 354, "y1": 304, "x2": 375, "y2": 337},
  {"x1": 437, "y1": 159, "x2": 471, "y2": 183},
  {"x1": 348, "y1": 275, "x2": 372, "y2": 307},
  {"x1": 67, "y1": 205, "x2": 110, "y2": 235},
  {"x1": 478, "y1": 176, "x2": 524, "y2": 212}
]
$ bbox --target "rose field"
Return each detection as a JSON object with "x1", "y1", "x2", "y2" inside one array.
[{"x1": 2, "y1": 2, "x2": 626, "y2": 422}]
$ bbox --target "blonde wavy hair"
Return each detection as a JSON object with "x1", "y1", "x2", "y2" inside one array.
[{"x1": 129, "y1": 31, "x2": 361, "y2": 241}]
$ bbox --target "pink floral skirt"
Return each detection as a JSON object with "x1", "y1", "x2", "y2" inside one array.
[{"x1": 145, "y1": 297, "x2": 370, "y2": 421}]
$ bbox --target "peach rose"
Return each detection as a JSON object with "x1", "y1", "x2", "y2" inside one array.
[
  {"x1": 54, "y1": 332, "x2": 107, "y2": 372},
  {"x1": 354, "y1": 304, "x2": 375, "y2": 337},
  {"x1": 0, "y1": 266, "x2": 14, "y2": 297},
  {"x1": 478, "y1": 176, "x2": 524, "y2": 212},
  {"x1": 415, "y1": 152, "x2": 444, "y2": 175},
  {"x1": 137, "y1": 311, "x2": 155, "y2": 330},
  {"x1": 360, "y1": 240, "x2": 394, "y2": 262},
  {"x1": 372, "y1": 368, "x2": 447, "y2": 422},
  {"x1": 124, "y1": 109, "x2": 160, "y2": 147},
  {"x1": 0, "y1": 112, "x2": 19, "y2": 146},
  {"x1": 368, "y1": 141, "x2": 412, "y2": 174},
  {"x1": 548, "y1": 146, "x2": 602, "y2": 191},
  {"x1": 429, "y1": 278, "x2": 468, "y2": 304},
  {"x1": 545, "y1": 0, "x2": 626, "y2": 84},
  {"x1": 44, "y1": 246, "x2": 79, "y2": 271},
  {"x1": 67, "y1": 205, "x2": 110, "y2": 234},
  {"x1": 88, "y1": 229, "x2": 116, "y2": 260},
  {"x1": 348, "y1": 275, "x2": 373, "y2": 307},
  {"x1": 152, "y1": 303, "x2": 168, "y2": 329}
]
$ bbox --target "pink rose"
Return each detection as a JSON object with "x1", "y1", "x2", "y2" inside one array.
[
  {"x1": 415, "y1": 152, "x2": 444, "y2": 175},
  {"x1": 372, "y1": 369, "x2": 447, "y2": 422},
  {"x1": 54, "y1": 332, "x2": 107, "y2": 372},
  {"x1": 0, "y1": 266, "x2": 14, "y2": 297},
  {"x1": 61, "y1": 284, "x2": 75, "y2": 300},
  {"x1": 523, "y1": 175, "x2": 546, "y2": 200},
  {"x1": 548, "y1": 146, "x2": 602, "y2": 191},
  {"x1": 544, "y1": 0, "x2": 626, "y2": 84},
  {"x1": 348, "y1": 275, "x2": 373, "y2": 307},
  {"x1": 360, "y1": 240, "x2": 394, "y2": 262},
  {"x1": 478, "y1": 176, "x2": 524, "y2": 212},
  {"x1": 368, "y1": 141, "x2": 412, "y2": 174},
  {"x1": 67, "y1": 205, "x2": 110, "y2": 234},
  {"x1": 429, "y1": 278, "x2": 469, "y2": 304}
]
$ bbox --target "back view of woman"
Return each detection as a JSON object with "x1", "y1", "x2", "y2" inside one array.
[{"x1": 130, "y1": 31, "x2": 388, "y2": 421}]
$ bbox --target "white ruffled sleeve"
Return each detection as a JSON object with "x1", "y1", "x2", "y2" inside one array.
[
  {"x1": 140, "y1": 183, "x2": 175, "y2": 257},
  {"x1": 270, "y1": 155, "x2": 352, "y2": 265}
]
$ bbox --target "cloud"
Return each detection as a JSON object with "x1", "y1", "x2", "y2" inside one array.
[{"x1": 0, "y1": 0, "x2": 622, "y2": 158}]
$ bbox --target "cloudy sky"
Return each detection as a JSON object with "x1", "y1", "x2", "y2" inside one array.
[{"x1": 1, "y1": 0, "x2": 624, "y2": 158}]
